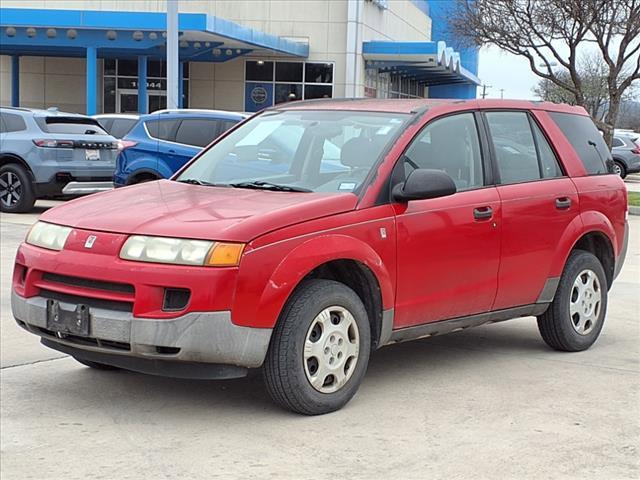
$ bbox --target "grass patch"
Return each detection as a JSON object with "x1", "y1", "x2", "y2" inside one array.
[{"x1": 629, "y1": 192, "x2": 640, "y2": 207}]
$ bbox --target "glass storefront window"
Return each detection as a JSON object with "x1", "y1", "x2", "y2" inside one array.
[
  {"x1": 304, "y1": 84, "x2": 332, "y2": 100},
  {"x1": 118, "y1": 59, "x2": 138, "y2": 76},
  {"x1": 276, "y1": 62, "x2": 303, "y2": 82},
  {"x1": 305, "y1": 63, "x2": 333, "y2": 83},
  {"x1": 275, "y1": 84, "x2": 303, "y2": 104},
  {"x1": 104, "y1": 59, "x2": 116, "y2": 76},
  {"x1": 246, "y1": 61, "x2": 274, "y2": 81},
  {"x1": 103, "y1": 76, "x2": 116, "y2": 112},
  {"x1": 103, "y1": 59, "x2": 189, "y2": 113},
  {"x1": 245, "y1": 60, "x2": 334, "y2": 110}
]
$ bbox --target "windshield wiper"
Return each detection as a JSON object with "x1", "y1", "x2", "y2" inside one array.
[
  {"x1": 230, "y1": 181, "x2": 312, "y2": 193},
  {"x1": 176, "y1": 178, "x2": 228, "y2": 187}
]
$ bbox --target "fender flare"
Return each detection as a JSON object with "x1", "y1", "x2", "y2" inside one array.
[
  {"x1": 127, "y1": 167, "x2": 161, "y2": 184},
  {"x1": 235, "y1": 234, "x2": 394, "y2": 329},
  {"x1": 549, "y1": 210, "x2": 617, "y2": 279}
]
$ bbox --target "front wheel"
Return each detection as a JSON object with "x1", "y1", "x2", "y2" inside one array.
[
  {"x1": 537, "y1": 250, "x2": 608, "y2": 352},
  {"x1": 263, "y1": 279, "x2": 371, "y2": 415}
]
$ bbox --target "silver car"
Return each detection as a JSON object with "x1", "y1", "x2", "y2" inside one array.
[
  {"x1": 611, "y1": 133, "x2": 640, "y2": 178},
  {"x1": 0, "y1": 107, "x2": 118, "y2": 213}
]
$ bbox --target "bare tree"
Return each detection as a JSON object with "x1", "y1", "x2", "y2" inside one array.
[
  {"x1": 451, "y1": 0, "x2": 640, "y2": 145},
  {"x1": 533, "y1": 52, "x2": 637, "y2": 121}
]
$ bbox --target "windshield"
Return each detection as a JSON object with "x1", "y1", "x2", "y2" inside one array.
[{"x1": 176, "y1": 109, "x2": 409, "y2": 194}]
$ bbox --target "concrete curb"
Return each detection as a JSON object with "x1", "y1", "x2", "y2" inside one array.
[{"x1": 629, "y1": 205, "x2": 640, "y2": 216}]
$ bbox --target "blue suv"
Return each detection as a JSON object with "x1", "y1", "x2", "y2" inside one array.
[{"x1": 113, "y1": 109, "x2": 248, "y2": 186}]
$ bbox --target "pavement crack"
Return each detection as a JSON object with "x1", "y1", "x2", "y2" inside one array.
[{"x1": 1, "y1": 355, "x2": 68, "y2": 370}]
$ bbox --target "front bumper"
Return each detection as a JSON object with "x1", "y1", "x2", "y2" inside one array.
[{"x1": 12, "y1": 291, "x2": 272, "y2": 377}]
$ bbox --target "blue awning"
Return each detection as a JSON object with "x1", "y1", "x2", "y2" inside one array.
[
  {"x1": 0, "y1": 8, "x2": 309, "y2": 61},
  {"x1": 363, "y1": 41, "x2": 480, "y2": 86}
]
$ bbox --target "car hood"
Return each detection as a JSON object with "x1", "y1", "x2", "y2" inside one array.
[{"x1": 40, "y1": 180, "x2": 358, "y2": 242}]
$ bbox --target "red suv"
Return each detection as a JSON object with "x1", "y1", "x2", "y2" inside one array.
[{"x1": 12, "y1": 99, "x2": 628, "y2": 415}]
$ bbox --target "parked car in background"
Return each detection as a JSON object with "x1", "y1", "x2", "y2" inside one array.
[
  {"x1": 113, "y1": 109, "x2": 248, "y2": 186},
  {"x1": 93, "y1": 114, "x2": 140, "y2": 139},
  {"x1": 611, "y1": 133, "x2": 640, "y2": 178},
  {"x1": 12, "y1": 99, "x2": 627, "y2": 415},
  {"x1": 0, "y1": 107, "x2": 118, "y2": 213}
]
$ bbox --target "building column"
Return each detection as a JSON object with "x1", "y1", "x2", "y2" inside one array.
[
  {"x1": 178, "y1": 61, "x2": 184, "y2": 109},
  {"x1": 11, "y1": 55, "x2": 20, "y2": 107},
  {"x1": 85, "y1": 47, "x2": 97, "y2": 115},
  {"x1": 138, "y1": 56, "x2": 148, "y2": 114}
]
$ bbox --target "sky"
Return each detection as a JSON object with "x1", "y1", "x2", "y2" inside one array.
[{"x1": 477, "y1": 46, "x2": 542, "y2": 100}]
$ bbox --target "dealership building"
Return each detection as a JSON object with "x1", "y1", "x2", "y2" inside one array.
[{"x1": 0, "y1": 1, "x2": 480, "y2": 115}]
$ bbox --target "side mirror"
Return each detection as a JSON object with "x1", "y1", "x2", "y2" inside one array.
[{"x1": 392, "y1": 168, "x2": 457, "y2": 202}]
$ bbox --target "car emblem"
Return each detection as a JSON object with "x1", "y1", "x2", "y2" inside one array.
[{"x1": 84, "y1": 235, "x2": 97, "y2": 249}]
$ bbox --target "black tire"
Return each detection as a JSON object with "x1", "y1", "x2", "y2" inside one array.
[
  {"x1": 537, "y1": 250, "x2": 608, "y2": 352},
  {"x1": 73, "y1": 357, "x2": 120, "y2": 371},
  {"x1": 263, "y1": 279, "x2": 371, "y2": 415},
  {"x1": 0, "y1": 163, "x2": 36, "y2": 213},
  {"x1": 613, "y1": 160, "x2": 627, "y2": 179}
]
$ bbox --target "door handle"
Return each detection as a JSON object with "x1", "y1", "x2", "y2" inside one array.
[
  {"x1": 168, "y1": 149, "x2": 176, "y2": 154},
  {"x1": 473, "y1": 206, "x2": 493, "y2": 220},
  {"x1": 555, "y1": 197, "x2": 572, "y2": 210}
]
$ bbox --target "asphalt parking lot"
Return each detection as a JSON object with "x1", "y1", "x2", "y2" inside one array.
[{"x1": 1, "y1": 197, "x2": 639, "y2": 480}]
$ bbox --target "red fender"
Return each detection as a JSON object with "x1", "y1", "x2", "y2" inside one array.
[{"x1": 231, "y1": 234, "x2": 395, "y2": 328}]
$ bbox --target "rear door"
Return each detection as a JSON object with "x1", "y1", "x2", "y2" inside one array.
[
  {"x1": 146, "y1": 118, "x2": 181, "y2": 178},
  {"x1": 170, "y1": 117, "x2": 235, "y2": 174},
  {"x1": 483, "y1": 110, "x2": 579, "y2": 309}
]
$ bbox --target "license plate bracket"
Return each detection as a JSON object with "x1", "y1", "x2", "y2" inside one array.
[
  {"x1": 46, "y1": 299, "x2": 90, "y2": 336},
  {"x1": 85, "y1": 149, "x2": 100, "y2": 161}
]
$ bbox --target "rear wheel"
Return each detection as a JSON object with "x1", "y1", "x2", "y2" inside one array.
[
  {"x1": 0, "y1": 163, "x2": 36, "y2": 213},
  {"x1": 612, "y1": 161, "x2": 627, "y2": 178},
  {"x1": 263, "y1": 279, "x2": 371, "y2": 415},
  {"x1": 537, "y1": 250, "x2": 608, "y2": 352},
  {"x1": 73, "y1": 357, "x2": 120, "y2": 371}
]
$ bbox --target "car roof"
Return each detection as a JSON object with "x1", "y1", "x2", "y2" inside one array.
[
  {"x1": 0, "y1": 106, "x2": 90, "y2": 118},
  {"x1": 150, "y1": 109, "x2": 249, "y2": 118},
  {"x1": 93, "y1": 113, "x2": 140, "y2": 120},
  {"x1": 273, "y1": 98, "x2": 589, "y2": 115}
]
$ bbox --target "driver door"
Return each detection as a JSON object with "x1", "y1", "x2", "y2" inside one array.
[{"x1": 393, "y1": 112, "x2": 501, "y2": 328}]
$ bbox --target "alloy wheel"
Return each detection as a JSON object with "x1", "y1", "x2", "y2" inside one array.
[
  {"x1": 0, "y1": 171, "x2": 22, "y2": 208},
  {"x1": 569, "y1": 269, "x2": 602, "y2": 335},
  {"x1": 612, "y1": 163, "x2": 623, "y2": 176},
  {"x1": 303, "y1": 306, "x2": 360, "y2": 393}
]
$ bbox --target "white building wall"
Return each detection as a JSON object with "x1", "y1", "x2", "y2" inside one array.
[{"x1": 1, "y1": 0, "x2": 432, "y2": 111}]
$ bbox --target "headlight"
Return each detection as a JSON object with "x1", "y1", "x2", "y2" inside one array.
[
  {"x1": 26, "y1": 222, "x2": 72, "y2": 251},
  {"x1": 119, "y1": 235, "x2": 245, "y2": 267}
]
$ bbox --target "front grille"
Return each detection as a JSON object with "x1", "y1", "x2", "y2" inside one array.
[
  {"x1": 42, "y1": 273, "x2": 134, "y2": 294},
  {"x1": 33, "y1": 326, "x2": 131, "y2": 351},
  {"x1": 39, "y1": 289, "x2": 133, "y2": 312}
]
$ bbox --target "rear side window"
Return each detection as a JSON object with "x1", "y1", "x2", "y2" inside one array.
[
  {"x1": 486, "y1": 111, "x2": 540, "y2": 184},
  {"x1": 486, "y1": 111, "x2": 564, "y2": 184},
  {"x1": 146, "y1": 119, "x2": 179, "y2": 142},
  {"x1": 531, "y1": 121, "x2": 563, "y2": 178},
  {"x1": 109, "y1": 118, "x2": 138, "y2": 139},
  {"x1": 0, "y1": 113, "x2": 27, "y2": 133},
  {"x1": 35, "y1": 116, "x2": 107, "y2": 135},
  {"x1": 549, "y1": 112, "x2": 611, "y2": 175},
  {"x1": 612, "y1": 137, "x2": 625, "y2": 148},
  {"x1": 174, "y1": 119, "x2": 226, "y2": 148}
]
